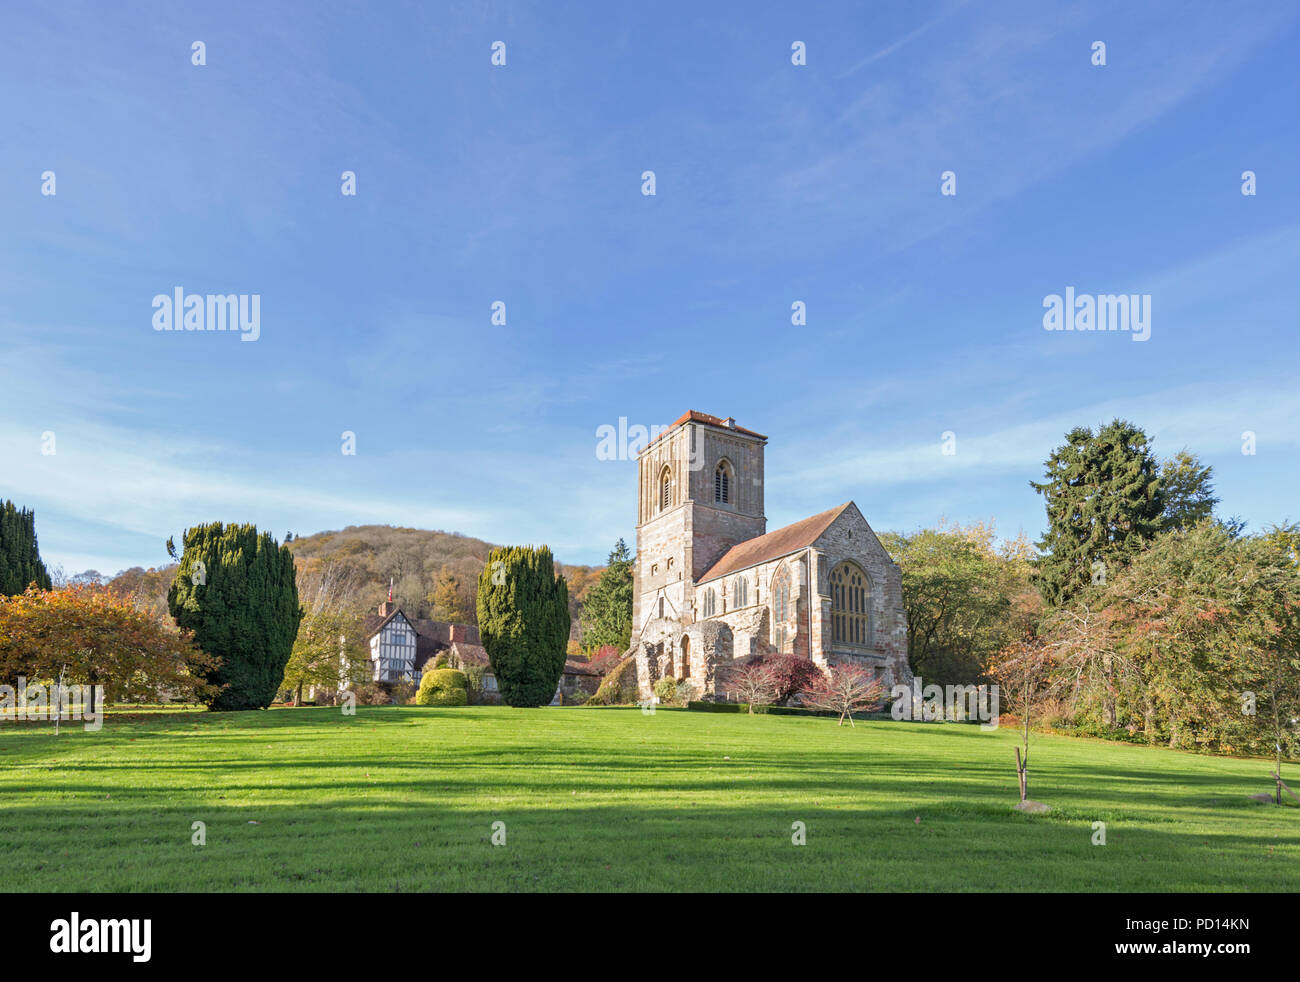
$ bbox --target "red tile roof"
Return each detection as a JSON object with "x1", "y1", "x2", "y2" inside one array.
[
  {"x1": 643, "y1": 411, "x2": 766, "y2": 452},
  {"x1": 697, "y1": 503, "x2": 852, "y2": 583}
]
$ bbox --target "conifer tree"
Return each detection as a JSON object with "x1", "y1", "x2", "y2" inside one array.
[
  {"x1": 1030, "y1": 420, "x2": 1164, "y2": 607},
  {"x1": 167, "y1": 522, "x2": 302, "y2": 710},
  {"x1": 0, "y1": 500, "x2": 53, "y2": 596},
  {"x1": 476, "y1": 545, "x2": 570, "y2": 707},
  {"x1": 579, "y1": 538, "x2": 634, "y2": 651}
]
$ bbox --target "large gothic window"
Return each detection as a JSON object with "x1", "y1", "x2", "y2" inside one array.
[
  {"x1": 713, "y1": 460, "x2": 732, "y2": 504},
  {"x1": 680, "y1": 636, "x2": 690, "y2": 678},
  {"x1": 771, "y1": 566, "x2": 791, "y2": 651},
  {"x1": 732, "y1": 576, "x2": 748, "y2": 609},
  {"x1": 830, "y1": 561, "x2": 872, "y2": 648},
  {"x1": 659, "y1": 467, "x2": 673, "y2": 511},
  {"x1": 702, "y1": 588, "x2": 717, "y2": 618}
]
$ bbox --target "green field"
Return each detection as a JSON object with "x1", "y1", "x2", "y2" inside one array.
[{"x1": 1, "y1": 705, "x2": 1295, "y2": 891}]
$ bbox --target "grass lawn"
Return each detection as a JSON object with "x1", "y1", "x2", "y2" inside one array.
[{"x1": 1, "y1": 705, "x2": 1295, "y2": 892}]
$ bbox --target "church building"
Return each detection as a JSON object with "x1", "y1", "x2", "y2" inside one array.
[{"x1": 630, "y1": 411, "x2": 911, "y2": 701}]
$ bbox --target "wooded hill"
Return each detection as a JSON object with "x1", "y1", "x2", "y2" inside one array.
[{"x1": 107, "y1": 524, "x2": 603, "y2": 631}]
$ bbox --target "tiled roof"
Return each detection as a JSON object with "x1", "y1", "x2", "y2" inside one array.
[
  {"x1": 697, "y1": 503, "x2": 853, "y2": 583},
  {"x1": 448, "y1": 642, "x2": 491, "y2": 668},
  {"x1": 643, "y1": 410, "x2": 767, "y2": 452},
  {"x1": 563, "y1": 658, "x2": 602, "y2": 677}
]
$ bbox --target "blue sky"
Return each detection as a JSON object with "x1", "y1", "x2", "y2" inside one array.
[{"x1": 2, "y1": 0, "x2": 1298, "y2": 575}]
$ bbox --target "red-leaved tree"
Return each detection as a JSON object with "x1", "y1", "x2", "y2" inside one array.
[
  {"x1": 755, "y1": 654, "x2": 823, "y2": 705},
  {"x1": 800, "y1": 665, "x2": 887, "y2": 727},
  {"x1": 723, "y1": 659, "x2": 780, "y2": 713}
]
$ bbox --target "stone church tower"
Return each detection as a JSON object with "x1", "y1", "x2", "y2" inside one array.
[
  {"x1": 628, "y1": 410, "x2": 911, "y2": 702},
  {"x1": 633, "y1": 412, "x2": 767, "y2": 634}
]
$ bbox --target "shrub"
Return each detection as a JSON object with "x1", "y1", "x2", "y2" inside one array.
[
  {"x1": 462, "y1": 664, "x2": 486, "y2": 704},
  {"x1": 586, "y1": 655, "x2": 639, "y2": 705},
  {"x1": 416, "y1": 668, "x2": 468, "y2": 706},
  {"x1": 653, "y1": 676, "x2": 678, "y2": 704},
  {"x1": 388, "y1": 679, "x2": 417, "y2": 705},
  {"x1": 756, "y1": 654, "x2": 823, "y2": 705},
  {"x1": 433, "y1": 652, "x2": 450, "y2": 669},
  {"x1": 351, "y1": 683, "x2": 390, "y2": 706},
  {"x1": 587, "y1": 644, "x2": 624, "y2": 676}
]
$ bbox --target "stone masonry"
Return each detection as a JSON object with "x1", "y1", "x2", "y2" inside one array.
[{"x1": 627, "y1": 411, "x2": 911, "y2": 702}]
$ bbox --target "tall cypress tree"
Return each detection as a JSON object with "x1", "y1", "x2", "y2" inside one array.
[
  {"x1": 0, "y1": 500, "x2": 53, "y2": 596},
  {"x1": 477, "y1": 545, "x2": 570, "y2": 707},
  {"x1": 167, "y1": 522, "x2": 302, "y2": 710},
  {"x1": 1030, "y1": 419, "x2": 1165, "y2": 607}
]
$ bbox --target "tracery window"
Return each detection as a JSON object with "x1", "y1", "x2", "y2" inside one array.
[{"x1": 830, "y1": 561, "x2": 872, "y2": 648}]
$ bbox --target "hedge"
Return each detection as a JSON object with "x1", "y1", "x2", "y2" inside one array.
[{"x1": 686, "y1": 701, "x2": 894, "y2": 721}]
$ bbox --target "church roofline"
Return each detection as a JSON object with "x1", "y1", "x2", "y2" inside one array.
[
  {"x1": 639, "y1": 410, "x2": 767, "y2": 456},
  {"x1": 696, "y1": 502, "x2": 854, "y2": 584}
]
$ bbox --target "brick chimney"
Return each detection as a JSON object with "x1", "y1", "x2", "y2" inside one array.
[
  {"x1": 379, "y1": 599, "x2": 395, "y2": 617},
  {"x1": 449, "y1": 624, "x2": 467, "y2": 644}
]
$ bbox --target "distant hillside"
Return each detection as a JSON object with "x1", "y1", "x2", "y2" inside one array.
[
  {"x1": 107, "y1": 525, "x2": 603, "y2": 637},
  {"x1": 288, "y1": 525, "x2": 601, "y2": 625}
]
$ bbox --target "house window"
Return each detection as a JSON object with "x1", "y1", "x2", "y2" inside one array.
[
  {"x1": 659, "y1": 467, "x2": 673, "y2": 511},
  {"x1": 830, "y1": 561, "x2": 872, "y2": 648},
  {"x1": 658, "y1": 597, "x2": 665, "y2": 619},
  {"x1": 680, "y1": 636, "x2": 690, "y2": 678},
  {"x1": 732, "y1": 577, "x2": 748, "y2": 609},
  {"x1": 714, "y1": 460, "x2": 732, "y2": 504},
  {"x1": 702, "y1": 588, "x2": 717, "y2": 618}
]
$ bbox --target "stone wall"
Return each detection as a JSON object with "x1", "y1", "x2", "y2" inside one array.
[{"x1": 809, "y1": 503, "x2": 911, "y2": 688}]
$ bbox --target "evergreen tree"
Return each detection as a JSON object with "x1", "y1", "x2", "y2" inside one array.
[
  {"x1": 580, "y1": 538, "x2": 634, "y2": 651},
  {"x1": 476, "y1": 545, "x2": 569, "y2": 707},
  {"x1": 0, "y1": 500, "x2": 53, "y2": 596},
  {"x1": 167, "y1": 523, "x2": 302, "y2": 710},
  {"x1": 1030, "y1": 420, "x2": 1164, "y2": 607},
  {"x1": 1160, "y1": 450, "x2": 1218, "y2": 531}
]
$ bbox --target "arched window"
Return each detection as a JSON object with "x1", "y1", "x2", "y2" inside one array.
[
  {"x1": 830, "y1": 561, "x2": 872, "y2": 648},
  {"x1": 658, "y1": 597, "x2": 664, "y2": 619},
  {"x1": 732, "y1": 576, "x2": 748, "y2": 609},
  {"x1": 680, "y1": 636, "x2": 690, "y2": 678},
  {"x1": 771, "y1": 566, "x2": 791, "y2": 651},
  {"x1": 659, "y1": 467, "x2": 673, "y2": 511},
  {"x1": 702, "y1": 588, "x2": 717, "y2": 618},
  {"x1": 714, "y1": 460, "x2": 732, "y2": 504}
]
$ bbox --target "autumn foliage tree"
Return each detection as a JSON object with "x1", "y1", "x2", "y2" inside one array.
[
  {"x1": 755, "y1": 654, "x2": 824, "y2": 705},
  {"x1": 0, "y1": 585, "x2": 217, "y2": 706},
  {"x1": 722, "y1": 659, "x2": 780, "y2": 713},
  {"x1": 799, "y1": 665, "x2": 888, "y2": 726}
]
